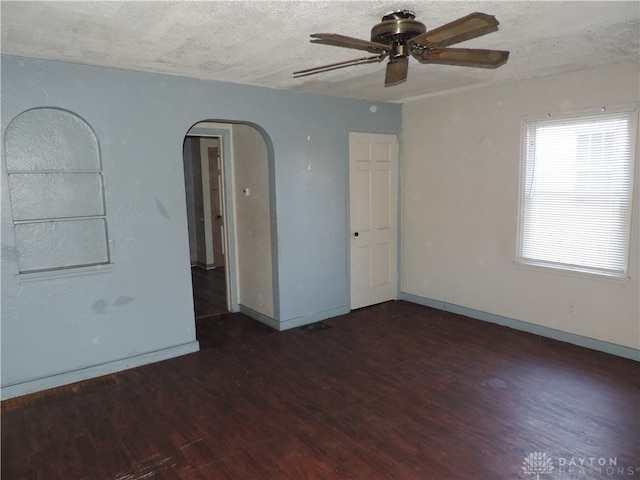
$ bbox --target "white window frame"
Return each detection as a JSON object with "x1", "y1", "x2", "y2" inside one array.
[{"x1": 516, "y1": 104, "x2": 637, "y2": 280}]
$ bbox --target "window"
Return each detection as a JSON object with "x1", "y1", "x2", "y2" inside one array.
[
  {"x1": 5, "y1": 108, "x2": 110, "y2": 274},
  {"x1": 518, "y1": 108, "x2": 636, "y2": 278}
]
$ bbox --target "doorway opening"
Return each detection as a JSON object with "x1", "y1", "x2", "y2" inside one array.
[
  {"x1": 183, "y1": 135, "x2": 228, "y2": 319},
  {"x1": 182, "y1": 120, "x2": 276, "y2": 326}
]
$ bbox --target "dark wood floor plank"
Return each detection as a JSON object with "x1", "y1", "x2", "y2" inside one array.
[
  {"x1": 1, "y1": 411, "x2": 34, "y2": 480},
  {"x1": 191, "y1": 266, "x2": 227, "y2": 319},
  {"x1": 2, "y1": 300, "x2": 638, "y2": 479}
]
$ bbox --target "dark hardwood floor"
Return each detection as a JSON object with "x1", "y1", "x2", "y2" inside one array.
[
  {"x1": 3, "y1": 301, "x2": 639, "y2": 479},
  {"x1": 191, "y1": 266, "x2": 227, "y2": 319}
]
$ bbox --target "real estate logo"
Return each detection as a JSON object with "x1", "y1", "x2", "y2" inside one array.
[
  {"x1": 522, "y1": 451, "x2": 640, "y2": 478},
  {"x1": 522, "y1": 452, "x2": 554, "y2": 479}
]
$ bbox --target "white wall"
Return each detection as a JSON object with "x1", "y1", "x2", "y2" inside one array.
[
  {"x1": 401, "y1": 62, "x2": 639, "y2": 351},
  {"x1": 232, "y1": 124, "x2": 274, "y2": 318}
]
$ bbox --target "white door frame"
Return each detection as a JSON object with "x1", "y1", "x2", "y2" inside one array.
[{"x1": 186, "y1": 124, "x2": 238, "y2": 312}]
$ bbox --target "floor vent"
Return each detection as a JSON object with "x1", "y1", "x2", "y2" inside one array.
[{"x1": 1, "y1": 375, "x2": 118, "y2": 414}]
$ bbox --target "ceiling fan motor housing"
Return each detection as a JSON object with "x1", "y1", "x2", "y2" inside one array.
[{"x1": 371, "y1": 9, "x2": 427, "y2": 54}]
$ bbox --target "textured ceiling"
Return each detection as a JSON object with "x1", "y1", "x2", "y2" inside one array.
[{"x1": 1, "y1": 1, "x2": 638, "y2": 103}]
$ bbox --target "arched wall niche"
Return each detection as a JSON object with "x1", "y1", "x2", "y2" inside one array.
[{"x1": 5, "y1": 107, "x2": 110, "y2": 275}]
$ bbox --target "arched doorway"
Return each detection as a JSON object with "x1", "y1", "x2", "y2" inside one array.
[{"x1": 182, "y1": 121, "x2": 276, "y2": 323}]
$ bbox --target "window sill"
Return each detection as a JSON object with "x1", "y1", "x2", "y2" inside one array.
[
  {"x1": 513, "y1": 261, "x2": 631, "y2": 284},
  {"x1": 16, "y1": 263, "x2": 113, "y2": 283}
]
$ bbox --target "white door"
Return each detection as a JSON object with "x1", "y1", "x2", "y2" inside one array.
[
  {"x1": 208, "y1": 146, "x2": 225, "y2": 268},
  {"x1": 349, "y1": 132, "x2": 398, "y2": 309}
]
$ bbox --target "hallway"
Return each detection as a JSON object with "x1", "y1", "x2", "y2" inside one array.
[{"x1": 191, "y1": 267, "x2": 227, "y2": 319}]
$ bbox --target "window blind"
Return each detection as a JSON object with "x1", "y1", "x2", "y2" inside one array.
[{"x1": 520, "y1": 110, "x2": 634, "y2": 277}]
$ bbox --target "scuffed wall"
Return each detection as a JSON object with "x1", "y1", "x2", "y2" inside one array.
[
  {"x1": 1, "y1": 55, "x2": 401, "y2": 398},
  {"x1": 401, "y1": 62, "x2": 639, "y2": 351}
]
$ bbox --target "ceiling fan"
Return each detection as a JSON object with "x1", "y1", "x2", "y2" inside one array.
[{"x1": 293, "y1": 10, "x2": 509, "y2": 87}]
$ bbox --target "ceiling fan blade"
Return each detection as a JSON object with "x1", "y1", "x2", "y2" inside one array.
[
  {"x1": 416, "y1": 48, "x2": 509, "y2": 68},
  {"x1": 293, "y1": 54, "x2": 385, "y2": 78},
  {"x1": 385, "y1": 57, "x2": 409, "y2": 87},
  {"x1": 310, "y1": 33, "x2": 389, "y2": 53},
  {"x1": 409, "y1": 12, "x2": 499, "y2": 48}
]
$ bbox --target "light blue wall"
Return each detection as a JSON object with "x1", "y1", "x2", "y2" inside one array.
[
  {"x1": 182, "y1": 137, "x2": 198, "y2": 264},
  {"x1": 1, "y1": 55, "x2": 402, "y2": 397}
]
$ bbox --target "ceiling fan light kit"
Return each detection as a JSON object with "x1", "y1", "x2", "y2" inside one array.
[{"x1": 294, "y1": 10, "x2": 510, "y2": 87}]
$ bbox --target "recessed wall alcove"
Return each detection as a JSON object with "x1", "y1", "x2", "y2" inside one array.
[{"x1": 5, "y1": 108, "x2": 109, "y2": 274}]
